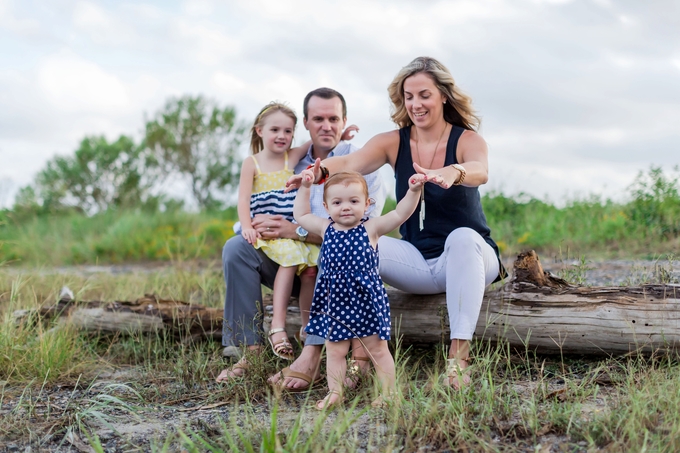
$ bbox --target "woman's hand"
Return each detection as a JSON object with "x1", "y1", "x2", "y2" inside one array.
[
  {"x1": 241, "y1": 228, "x2": 259, "y2": 245},
  {"x1": 407, "y1": 173, "x2": 428, "y2": 192},
  {"x1": 341, "y1": 124, "x2": 359, "y2": 141},
  {"x1": 285, "y1": 158, "x2": 322, "y2": 192},
  {"x1": 413, "y1": 162, "x2": 459, "y2": 189}
]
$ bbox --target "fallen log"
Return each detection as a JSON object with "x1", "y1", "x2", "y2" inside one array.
[{"x1": 13, "y1": 251, "x2": 680, "y2": 355}]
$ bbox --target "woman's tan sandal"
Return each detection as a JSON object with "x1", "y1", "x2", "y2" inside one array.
[
  {"x1": 268, "y1": 328, "x2": 295, "y2": 361},
  {"x1": 442, "y1": 358, "x2": 472, "y2": 389},
  {"x1": 315, "y1": 390, "x2": 343, "y2": 411},
  {"x1": 346, "y1": 356, "x2": 371, "y2": 388}
]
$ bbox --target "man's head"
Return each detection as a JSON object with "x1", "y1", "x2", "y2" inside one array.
[{"x1": 303, "y1": 88, "x2": 347, "y2": 155}]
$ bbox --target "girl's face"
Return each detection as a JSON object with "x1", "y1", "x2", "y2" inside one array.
[
  {"x1": 323, "y1": 182, "x2": 370, "y2": 229},
  {"x1": 403, "y1": 72, "x2": 446, "y2": 128},
  {"x1": 257, "y1": 111, "x2": 295, "y2": 154}
]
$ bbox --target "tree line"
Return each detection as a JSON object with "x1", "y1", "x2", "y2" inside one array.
[{"x1": 13, "y1": 95, "x2": 246, "y2": 216}]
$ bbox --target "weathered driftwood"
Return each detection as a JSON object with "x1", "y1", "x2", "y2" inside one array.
[
  {"x1": 13, "y1": 251, "x2": 680, "y2": 355},
  {"x1": 13, "y1": 294, "x2": 223, "y2": 341},
  {"x1": 266, "y1": 251, "x2": 680, "y2": 355}
]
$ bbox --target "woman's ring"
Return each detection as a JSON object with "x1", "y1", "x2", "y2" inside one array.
[{"x1": 267, "y1": 227, "x2": 271, "y2": 231}]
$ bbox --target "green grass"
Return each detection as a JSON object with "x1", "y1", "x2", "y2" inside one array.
[{"x1": 2, "y1": 265, "x2": 680, "y2": 451}]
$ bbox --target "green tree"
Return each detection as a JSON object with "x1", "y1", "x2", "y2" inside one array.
[
  {"x1": 14, "y1": 135, "x2": 154, "y2": 214},
  {"x1": 144, "y1": 95, "x2": 245, "y2": 210}
]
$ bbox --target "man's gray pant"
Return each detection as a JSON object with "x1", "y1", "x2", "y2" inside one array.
[{"x1": 222, "y1": 235, "x2": 325, "y2": 348}]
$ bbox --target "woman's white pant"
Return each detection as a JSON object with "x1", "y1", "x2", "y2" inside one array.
[{"x1": 378, "y1": 228, "x2": 500, "y2": 340}]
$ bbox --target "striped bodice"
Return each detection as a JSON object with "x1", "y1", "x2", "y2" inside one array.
[{"x1": 250, "y1": 152, "x2": 297, "y2": 221}]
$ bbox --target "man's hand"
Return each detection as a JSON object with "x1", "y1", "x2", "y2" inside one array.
[
  {"x1": 251, "y1": 214, "x2": 297, "y2": 240},
  {"x1": 341, "y1": 124, "x2": 359, "y2": 141}
]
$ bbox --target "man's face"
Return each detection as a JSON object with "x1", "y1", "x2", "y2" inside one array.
[{"x1": 303, "y1": 96, "x2": 347, "y2": 154}]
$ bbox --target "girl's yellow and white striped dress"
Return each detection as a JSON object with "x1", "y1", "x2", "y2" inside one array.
[{"x1": 250, "y1": 152, "x2": 319, "y2": 273}]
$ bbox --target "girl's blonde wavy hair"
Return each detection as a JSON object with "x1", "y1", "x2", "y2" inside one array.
[
  {"x1": 388, "y1": 56, "x2": 480, "y2": 131},
  {"x1": 249, "y1": 102, "x2": 297, "y2": 154}
]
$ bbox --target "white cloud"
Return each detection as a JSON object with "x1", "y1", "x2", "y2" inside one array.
[
  {"x1": 37, "y1": 50, "x2": 130, "y2": 113},
  {"x1": 0, "y1": 0, "x2": 40, "y2": 36}
]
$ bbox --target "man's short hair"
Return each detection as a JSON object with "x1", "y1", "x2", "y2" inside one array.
[{"x1": 303, "y1": 88, "x2": 347, "y2": 120}]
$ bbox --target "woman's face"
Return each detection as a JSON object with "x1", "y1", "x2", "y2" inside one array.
[{"x1": 403, "y1": 72, "x2": 446, "y2": 128}]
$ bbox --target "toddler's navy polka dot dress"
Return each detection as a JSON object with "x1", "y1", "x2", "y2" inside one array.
[{"x1": 304, "y1": 221, "x2": 391, "y2": 342}]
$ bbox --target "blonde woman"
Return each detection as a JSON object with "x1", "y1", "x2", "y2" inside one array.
[{"x1": 275, "y1": 57, "x2": 505, "y2": 390}]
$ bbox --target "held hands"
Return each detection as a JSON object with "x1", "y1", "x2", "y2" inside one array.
[
  {"x1": 341, "y1": 124, "x2": 359, "y2": 141},
  {"x1": 413, "y1": 162, "x2": 457, "y2": 189},
  {"x1": 300, "y1": 169, "x2": 315, "y2": 188},
  {"x1": 408, "y1": 173, "x2": 428, "y2": 192},
  {"x1": 285, "y1": 158, "x2": 322, "y2": 192}
]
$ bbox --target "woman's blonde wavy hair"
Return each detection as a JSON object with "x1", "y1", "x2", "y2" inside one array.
[
  {"x1": 388, "y1": 56, "x2": 480, "y2": 131},
  {"x1": 249, "y1": 102, "x2": 297, "y2": 154}
]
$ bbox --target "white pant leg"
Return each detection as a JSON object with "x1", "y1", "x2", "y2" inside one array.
[
  {"x1": 433, "y1": 228, "x2": 499, "y2": 340},
  {"x1": 378, "y1": 236, "x2": 445, "y2": 294},
  {"x1": 378, "y1": 229, "x2": 499, "y2": 341}
]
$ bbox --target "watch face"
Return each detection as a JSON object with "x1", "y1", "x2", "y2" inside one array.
[{"x1": 296, "y1": 226, "x2": 308, "y2": 237}]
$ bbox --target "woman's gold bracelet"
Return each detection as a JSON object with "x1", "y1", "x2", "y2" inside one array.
[{"x1": 451, "y1": 164, "x2": 466, "y2": 186}]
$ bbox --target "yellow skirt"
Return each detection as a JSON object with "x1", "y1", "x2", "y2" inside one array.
[{"x1": 254, "y1": 238, "x2": 320, "y2": 274}]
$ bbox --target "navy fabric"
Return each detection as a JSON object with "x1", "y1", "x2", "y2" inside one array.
[
  {"x1": 394, "y1": 126, "x2": 505, "y2": 279},
  {"x1": 305, "y1": 222, "x2": 391, "y2": 341},
  {"x1": 250, "y1": 188, "x2": 296, "y2": 222}
]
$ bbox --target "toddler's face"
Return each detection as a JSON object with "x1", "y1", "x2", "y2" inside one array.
[{"x1": 323, "y1": 182, "x2": 369, "y2": 229}]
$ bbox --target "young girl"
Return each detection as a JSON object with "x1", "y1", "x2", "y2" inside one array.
[
  {"x1": 238, "y1": 102, "x2": 319, "y2": 361},
  {"x1": 294, "y1": 167, "x2": 426, "y2": 409}
]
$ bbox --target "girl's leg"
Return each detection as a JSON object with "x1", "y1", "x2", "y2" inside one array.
[
  {"x1": 317, "y1": 339, "x2": 351, "y2": 410},
  {"x1": 270, "y1": 266, "x2": 297, "y2": 359},
  {"x1": 360, "y1": 335, "x2": 396, "y2": 400},
  {"x1": 298, "y1": 266, "x2": 317, "y2": 337}
]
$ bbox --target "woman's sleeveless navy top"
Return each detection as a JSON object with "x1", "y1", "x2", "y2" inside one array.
[{"x1": 394, "y1": 125, "x2": 504, "y2": 279}]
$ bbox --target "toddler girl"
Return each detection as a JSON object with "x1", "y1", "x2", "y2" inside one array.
[
  {"x1": 294, "y1": 166, "x2": 426, "y2": 409},
  {"x1": 238, "y1": 102, "x2": 319, "y2": 361}
]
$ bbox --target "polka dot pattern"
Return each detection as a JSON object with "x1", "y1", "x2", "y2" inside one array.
[{"x1": 305, "y1": 222, "x2": 391, "y2": 342}]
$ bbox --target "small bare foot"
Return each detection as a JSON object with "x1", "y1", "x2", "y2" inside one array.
[
  {"x1": 315, "y1": 390, "x2": 343, "y2": 410},
  {"x1": 216, "y1": 356, "x2": 249, "y2": 382},
  {"x1": 442, "y1": 358, "x2": 471, "y2": 390}
]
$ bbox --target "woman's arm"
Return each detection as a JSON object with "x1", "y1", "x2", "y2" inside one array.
[
  {"x1": 413, "y1": 130, "x2": 489, "y2": 189},
  {"x1": 237, "y1": 157, "x2": 258, "y2": 244},
  {"x1": 324, "y1": 131, "x2": 398, "y2": 176}
]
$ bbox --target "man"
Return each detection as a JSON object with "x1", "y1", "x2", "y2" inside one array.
[{"x1": 217, "y1": 87, "x2": 386, "y2": 383}]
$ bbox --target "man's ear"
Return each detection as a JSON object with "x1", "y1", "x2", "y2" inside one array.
[{"x1": 303, "y1": 117, "x2": 309, "y2": 130}]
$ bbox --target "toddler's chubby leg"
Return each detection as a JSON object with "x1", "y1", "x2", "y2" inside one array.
[
  {"x1": 317, "y1": 339, "x2": 350, "y2": 410},
  {"x1": 361, "y1": 335, "x2": 396, "y2": 406}
]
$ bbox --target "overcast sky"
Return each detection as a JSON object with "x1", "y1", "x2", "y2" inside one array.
[{"x1": 1, "y1": 0, "x2": 679, "y2": 208}]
